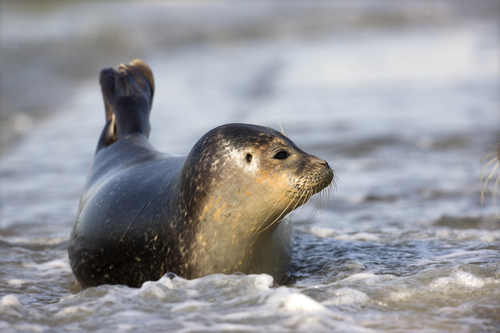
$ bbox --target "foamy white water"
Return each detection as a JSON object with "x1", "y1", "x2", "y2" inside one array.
[{"x1": 1, "y1": 1, "x2": 499, "y2": 332}]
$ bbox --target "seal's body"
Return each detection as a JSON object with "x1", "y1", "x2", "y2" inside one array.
[{"x1": 68, "y1": 60, "x2": 334, "y2": 288}]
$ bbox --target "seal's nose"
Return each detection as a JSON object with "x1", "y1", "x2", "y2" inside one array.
[{"x1": 318, "y1": 160, "x2": 330, "y2": 169}]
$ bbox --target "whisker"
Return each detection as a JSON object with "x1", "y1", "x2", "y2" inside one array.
[
  {"x1": 255, "y1": 163, "x2": 339, "y2": 233},
  {"x1": 255, "y1": 190, "x2": 295, "y2": 234},
  {"x1": 493, "y1": 167, "x2": 500, "y2": 217},
  {"x1": 307, "y1": 183, "x2": 333, "y2": 223},
  {"x1": 255, "y1": 192, "x2": 287, "y2": 234},
  {"x1": 256, "y1": 193, "x2": 298, "y2": 234},
  {"x1": 261, "y1": 196, "x2": 283, "y2": 224},
  {"x1": 479, "y1": 143, "x2": 500, "y2": 217},
  {"x1": 306, "y1": 191, "x2": 321, "y2": 221},
  {"x1": 481, "y1": 160, "x2": 499, "y2": 204},
  {"x1": 480, "y1": 152, "x2": 496, "y2": 164},
  {"x1": 264, "y1": 126, "x2": 280, "y2": 141},
  {"x1": 480, "y1": 156, "x2": 497, "y2": 189},
  {"x1": 271, "y1": 116, "x2": 287, "y2": 137},
  {"x1": 262, "y1": 187, "x2": 314, "y2": 234},
  {"x1": 291, "y1": 190, "x2": 312, "y2": 218},
  {"x1": 299, "y1": 167, "x2": 334, "y2": 223}
]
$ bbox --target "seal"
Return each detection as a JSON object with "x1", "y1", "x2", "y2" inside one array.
[{"x1": 68, "y1": 59, "x2": 335, "y2": 288}]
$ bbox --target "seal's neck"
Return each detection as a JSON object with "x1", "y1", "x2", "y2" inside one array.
[{"x1": 187, "y1": 198, "x2": 294, "y2": 284}]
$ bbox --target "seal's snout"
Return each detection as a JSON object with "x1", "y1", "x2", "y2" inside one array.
[
  {"x1": 319, "y1": 160, "x2": 330, "y2": 169},
  {"x1": 312, "y1": 157, "x2": 332, "y2": 173},
  {"x1": 311, "y1": 156, "x2": 335, "y2": 190}
]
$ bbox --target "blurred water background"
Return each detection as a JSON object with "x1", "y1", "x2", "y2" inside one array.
[{"x1": 1, "y1": 0, "x2": 500, "y2": 332}]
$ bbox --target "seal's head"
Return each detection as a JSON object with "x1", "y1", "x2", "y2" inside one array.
[
  {"x1": 178, "y1": 123, "x2": 334, "y2": 281},
  {"x1": 181, "y1": 123, "x2": 334, "y2": 234}
]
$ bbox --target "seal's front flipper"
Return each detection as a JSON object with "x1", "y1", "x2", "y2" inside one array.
[{"x1": 97, "y1": 59, "x2": 155, "y2": 150}]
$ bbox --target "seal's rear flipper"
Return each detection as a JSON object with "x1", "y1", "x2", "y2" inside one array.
[{"x1": 97, "y1": 59, "x2": 155, "y2": 150}]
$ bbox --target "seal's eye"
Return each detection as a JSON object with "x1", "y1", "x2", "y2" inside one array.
[
  {"x1": 274, "y1": 151, "x2": 289, "y2": 160},
  {"x1": 246, "y1": 154, "x2": 253, "y2": 163}
]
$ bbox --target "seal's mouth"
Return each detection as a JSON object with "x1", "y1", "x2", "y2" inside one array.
[
  {"x1": 288, "y1": 166, "x2": 335, "y2": 196},
  {"x1": 284, "y1": 165, "x2": 337, "y2": 216}
]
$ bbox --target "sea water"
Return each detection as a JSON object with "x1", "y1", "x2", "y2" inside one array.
[{"x1": 1, "y1": 2, "x2": 499, "y2": 332}]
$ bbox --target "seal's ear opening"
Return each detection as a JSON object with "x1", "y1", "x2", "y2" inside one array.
[{"x1": 246, "y1": 154, "x2": 253, "y2": 163}]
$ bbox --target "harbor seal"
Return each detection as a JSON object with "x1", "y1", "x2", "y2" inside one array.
[{"x1": 68, "y1": 59, "x2": 334, "y2": 288}]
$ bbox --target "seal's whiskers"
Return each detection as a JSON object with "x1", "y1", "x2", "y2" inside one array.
[
  {"x1": 258, "y1": 191, "x2": 289, "y2": 231},
  {"x1": 255, "y1": 190, "x2": 303, "y2": 234},
  {"x1": 289, "y1": 189, "x2": 314, "y2": 221},
  {"x1": 302, "y1": 170, "x2": 338, "y2": 223},
  {"x1": 291, "y1": 190, "x2": 313, "y2": 219},
  {"x1": 480, "y1": 150, "x2": 500, "y2": 204},
  {"x1": 256, "y1": 193, "x2": 296, "y2": 234},
  {"x1": 306, "y1": 183, "x2": 334, "y2": 223},
  {"x1": 480, "y1": 144, "x2": 500, "y2": 217},
  {"x1": 271, "y1": 116, "x2": 288, "y2": 137}
]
